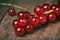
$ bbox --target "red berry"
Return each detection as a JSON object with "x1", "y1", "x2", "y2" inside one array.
[
  {"x1": 8, "y1": 8, "x2": 16, "y2": 16},
  {"x1": 12, "y1": 19, "x2": 19, "y2": 29},
  {"x1": 52, "y1": 5, "x2": 58, "y2": 10},
  {"x1": 54, "y1": 7, "x2": 60, "y2": 16},
  {"x1": 34, "y1": 6, "x2": 44, "y2": 15},
  {"x1": 43, "y1": 3, "x2": 51, "y2": 11},
  {"x1": 18, "y1": 19, "x2": 27, "y2": 28},
  {"x1": 15, "y1": 27, "x2": 25, "y2": 36},
  {"x1": 47, "y1": 13, "x2": 56, "y2": 22},
  {"x1": 30, "y1": 17, "x2": 39, "y2": 28},
  {"x1": 18, "y1": 11, "x2": 31, "y2": 20},
  {"x1": 51, "y1": 5, "x2": 60, "y2": 16},
  {"x1": 38, "y1": 15, "x2": 47, "y2": 24},
  {"x1": 18, "y1": 11, "x2": 24, "y2": 19},
  {"x1": 24, "y1": 11, "x2": 31, "y2": 20},
  {"x1": 25, "y1": 24, "x2": 34, "y2": 33}
]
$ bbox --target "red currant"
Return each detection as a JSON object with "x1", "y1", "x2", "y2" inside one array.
[
  {"x1": 18, "y1": 19, "x2": 27, "y2": 28},
  {"x1": 47, "y1": 13, "x2": 56, "y2": 22},
  {"x1": 8, "y1": 8, "x2": 16, "y2": 16},
  {"x1": 34, "y1": 6, "x2": 44, "y2": 15},
  {"x1": 52, "y1": 5, "x2": 59, "y2": 10},
  {"x1": 12, "y1": 19, "x2": 19, "y2": 29},
  {"x1": 54, "y1": 7, "x2": 60, "y2": 16},
  {"x1": 25, "y1": 24, "x2": 34, "y2": 33},
  {"x1": 18, "y1": 11, "x2": 24, "y2": 19},
  {"x1": 17, "y1": 11, "x2": 31, "y2": 20},
  {"x1": 24, "y1": 11, "x2": 31, "y2": 20},
  {"x1": 15, "y1": 27, "x2": 25, "y2": 36},
  {"x1": 30, "y1": 16, "x2": 39, "y2": 28},
  {"x1": 43, "y1": 3, "x2": 51, "y2": 11},
  {"x1": 38, "y1": 15, "x2": 47, "y2": 24}
]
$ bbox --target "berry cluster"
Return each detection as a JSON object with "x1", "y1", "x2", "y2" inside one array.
[{"x1": 8, "y1": 3, "x2": 60, "y2": 36}]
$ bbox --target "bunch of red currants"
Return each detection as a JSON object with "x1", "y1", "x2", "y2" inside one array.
[{"x1": 8, "y1": 3, "x2": 60, "y2": 36}]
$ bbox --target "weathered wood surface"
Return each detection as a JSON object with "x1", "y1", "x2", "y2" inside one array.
[{"x1": 0, "y1": 0, "x2": 60, "y2": 40}]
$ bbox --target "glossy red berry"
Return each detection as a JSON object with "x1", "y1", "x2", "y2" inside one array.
[
  {"x1": 18, "y1": 19, "x2": 27, "y2": 28},
  {"x1": 34, "y1": 6, "x2": 44, "y2": 15},
  {"x1": 8, "y1": 8, "x2": 16, "y2": 16},
  {"x1": 54, "y1": 7, "x2": 60, "y2": 16},
  {"x1": 52, "y1": 5, "x2": 58, "y2": 10},
  {"x1": 18, "y1": 11, "x2": 31, "y2": 20},
  {"x1": 25, "y1": 24, "x2": 34, "y2": 33},
  {"x1": 30, "y1": 17, "x2": 39, "y2": 28},
  {"x1": 43, "y1": 3, "x2": 51, "y2": 11},
  {"x1": 24, "y1": 11, "x2": 31, "y2": 20},
  {"x1": 47, "y1": 13, "x2": 56, "y2": 22},
  {"x1": 15, "y1": 27, "x2": 25, "y2": 36},
  {"x1": 38, "y1": 15, "x2": 47, "y2": 24},
  {"x1": 18, "y1": 11, "x2": 24, "y2": 19},
  {"x1": 12, "y1": 19, "x2": 19, "y2": 29}
]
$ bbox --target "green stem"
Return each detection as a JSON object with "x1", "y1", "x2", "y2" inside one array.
[{"x1": 0, "y1": 3, "x2": 27, "y2": 11}]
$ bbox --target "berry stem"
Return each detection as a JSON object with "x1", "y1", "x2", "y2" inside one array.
[
  {"x1": 43, "y1": 10, "x2": 54, "y2": 14},
  {"x1": 0, "y1": 3, "x2": 27, "y2": 11}
]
